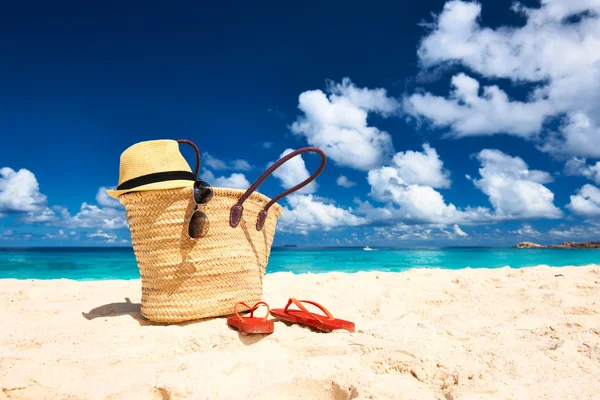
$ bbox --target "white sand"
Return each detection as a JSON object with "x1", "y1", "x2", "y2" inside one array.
[{"x1": 1, "y1": 265, "x2": 600, "y2": 400}]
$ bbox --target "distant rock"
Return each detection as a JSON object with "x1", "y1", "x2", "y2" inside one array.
[
  {"x1": 547, "y1": 241, "x2": 600, "y2": 249},
  {"x1": 514, "y1": 241, "x2": 600, "y2": 249},
  {"x1": 514, "y1": 242, "x2": 545, "y2": 248}
]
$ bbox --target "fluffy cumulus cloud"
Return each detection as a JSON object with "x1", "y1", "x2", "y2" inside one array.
[
  {"x1": 363, "y1": 146, "x2": 562, "y2": 225},
  {"x1": 20, "y1": 183, "x2": 127, "y2": 230},
  {"x1": 60, "y1": 203, "x2": 128, "y2": 229},
  {"x1": 202, "y1": 152, "x2": 252, "y2": 171},
  {"x1": 291, "y1": 78, "x2": 399, "y2": 170},
  {"x1": 0, "y1": 167, "x2": 48, "y2": 215},
  {"x1": 21, "y1": 202, "x2": 127, "y2": 230},
  {"x1": 564, "y1": 157, "x2": 600, "y2": 184},
  {"x1": 367, "y1": 171, "x2": 465, "y2": 223},
  {"x1": 567, "y1": 184, "x2": 600, "y2": 216},
  {"x1": 272, "y1": 149, "x2": 317, "y2": 194},
  {"x1": 365, "y1": 144, "x2": 480, "y2": 224},
  {"x1": 406, "y1": 73, "x2": 552, "y2": 137},
  {"x1": 96, "y1": 187, "x2": 122, "y2": 208},
  {"x1": 472, "y1": 149, "x2": 562, "y2": 219},
  {"x1": 21, "y1": 207, "x2": 59, "y2": 224},
  {"x1": 390, "y1": 144, "x2": 451, "y2": 188},
  {"x1": 201, "y1": 170, "x2": 250, "y2": 190},
  {"x1": 278, "y1": 194, "x2": 366, "y2": 235},
  {"x1": 406, "y1": 0, "x2": 600, "y2": 157},
  {"x1": 336, "y1": 175, "x2": 356, "y2": 188}
]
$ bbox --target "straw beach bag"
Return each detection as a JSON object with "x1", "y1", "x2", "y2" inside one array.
[{"x1": 108, "y1": 139, "x2": 326, "y2": 323}]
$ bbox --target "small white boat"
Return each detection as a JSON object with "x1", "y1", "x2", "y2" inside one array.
[{"x1": 363, "y1": 246, "x2": 373, "y2": 251}]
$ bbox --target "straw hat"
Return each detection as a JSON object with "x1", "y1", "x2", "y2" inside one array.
[{"x1": 106, "y1": 140, "x2": 196, "y2": 198}]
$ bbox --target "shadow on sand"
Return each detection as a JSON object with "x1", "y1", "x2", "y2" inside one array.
[
  {"x1": 81, "y1": 297, "x2": 153, "y2": 325},
  {"x1": 82, "y1": 298, "x2": 255, "y2": 332}
]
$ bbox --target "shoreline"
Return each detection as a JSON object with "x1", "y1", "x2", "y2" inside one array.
[
  {"x1": 2, "y1": 265, "x2": 600, "y2": 399},
  {"x1": 0, "y1": 263, "x2": 599, "y2": 282}
]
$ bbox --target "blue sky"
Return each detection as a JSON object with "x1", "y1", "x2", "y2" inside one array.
[{"x1": 1, "y1": 0, "x2": 600, "y2": 247}]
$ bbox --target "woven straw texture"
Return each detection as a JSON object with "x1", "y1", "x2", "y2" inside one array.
[{"x1": 120, "y1": 187, "x2": 283, "y2": 323}]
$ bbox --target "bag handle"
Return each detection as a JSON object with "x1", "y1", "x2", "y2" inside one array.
[
  {"x1": 230, "y1": 147, "x2": 327, "y2": 230},
  {"x1": 177, "y1": 139, "x2": 200, "y2": 178}
]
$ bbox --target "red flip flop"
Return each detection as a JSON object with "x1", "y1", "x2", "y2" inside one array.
[
  {"x1": 270, "y1": 298, "x2": 355, "y2": 333},
  {"x1": 226, "y1": 301, "x2": 274, "y2": 335}
]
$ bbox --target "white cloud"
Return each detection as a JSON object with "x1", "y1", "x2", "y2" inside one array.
[
  {"x1": 329, "y1": 78, "x2": 402, "y2": 115},
  {"x1": 390, "y1": 144, "x2": 451, "y2": 188},
  {"x1": 540, "y1": 113, "x2": 600, "y2": 158},
  {"x1": 367, "y1": 168, "x2": 466, "y2": 223},
  {"x1": 373, "y1": 224, "x2": 434, "y2": 241},
  {"x1": 407, "y1": 0, "x2": 600, "y2": 157},
  {"x1": 21, "y1": 207, "x2": 59, "y2": 224},
  {"x1": 20, "y1": 200, "x2": 127, "y2": 230},
  {"x1": 201, "y1": 170, "x2": 250, "y2": 190},
  {"x1": 510, "y1": 223, "x2": 541, "y2": 237},
  {"x1": 548, "y1": 222, "x2": 600, "y2": 239},
  {"x1": 0, "y1": 171, "x2": 128, "y2": 231},
  {"x1": 96, "y1": 187, "x2": 122, "y2": 208},
  {"x1": 365, "y1": 144, "x2": 481, "y2": 224},
  {"x1": 372, "y1": 223, "x2": 468, "y2": 241},
  {"x1": 87, "y1": 230, "x2": 118, "y2": 244},
  {"x1": 262, "y1": 142, "x2": 273, "y2": 149},
  {"x1": 43, "y1": 230, "x2": 67, "y2": 240},
  {"x1": 406, "y1": 73, "x2": 552, "y2": 137},
  {"x1": 202, "y1": 152, "x2": 252, "y2": 171},
  {"x1": 232, "y1": 159, "x2": 252, "y2": 171},
  {"x1": 291, "y1": 78, "x2": 398, "y2": 170},
  {"x1": 567, "y1": 184, "x2": 600, "y2": 217},
  {"x1": 362, "y1": 147, "x2": 562, "y2": 225},
  {"x1": 2, "y1": 230, "x2": 14, "y2": 237},
  {"x1": 336, "y1": 175, "x2": 356, "y2": 188},
  {"x1": 0, "y1": 167, "x2": 48, "y2": 214},
  {"x1": 453, "y1": 224, "x2": 468, "y2": 237},
  {"x1": 564, "y1": 157, "x2": 600, "y2": 185},
  {"x1": 10, "y1": 183, "x2": 126, "y2": 229},
  {"x1": 60, "y1": 203, "x2": 128, "y2": 230},
  {"x1": 278, "y1": 194, "x2": 366, "y2": 234},
  {"x1": 272, "y1": 149, "x2": 317, "y2": 194},
  {"x1": 472, "y1": 149, "x2": 562, "y2": 219}
]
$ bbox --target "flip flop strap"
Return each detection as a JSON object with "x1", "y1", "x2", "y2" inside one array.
[
  {"x1": 233, "y1": 301, "x2": 253, "y2": 322},
  {"x1": 249, "y1": 301, "x2": 271, "y2": 322},
  {"x1": 284, "y1": 298, "x2": 335, "y2": 323},
  {"x1": 233, "y1": 301, "x2": 270, "y2": 322}
]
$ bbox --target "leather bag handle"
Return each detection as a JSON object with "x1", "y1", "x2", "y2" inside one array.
[
  {"x1": 176, "y1": 139, "x2": 200, "y2": 178},
  {"x1": 230, "y1": 147, "x2": 327, "y2": 230}
]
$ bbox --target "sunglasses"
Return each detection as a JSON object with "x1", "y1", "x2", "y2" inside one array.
[{"x1": 188, "y1": 180, "x2": 213, "y2": 239}]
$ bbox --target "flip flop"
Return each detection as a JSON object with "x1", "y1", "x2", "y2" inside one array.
[
  {"x1": 226, "y1": 301, "x2": 274, "y2": 335},
  {"x1": 270, "y1": 298, "x2": 355, "y2": 333}
]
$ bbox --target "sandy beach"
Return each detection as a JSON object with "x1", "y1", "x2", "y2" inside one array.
[{"x1": 1, "y1": 265, "x2": 600, "y2": 400}]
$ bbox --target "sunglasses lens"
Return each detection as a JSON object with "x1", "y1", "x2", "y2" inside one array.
[
  {"x1": 188, "y1": 210, "x2": 209, "y2": 238},
  {"x1": 193, "y1": 180, "x2": 213, "y2": 204}
]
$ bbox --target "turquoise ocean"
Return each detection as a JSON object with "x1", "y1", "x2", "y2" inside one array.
[{"x1": 0, "y1": 247, "x2": 598, "y2": 280}]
